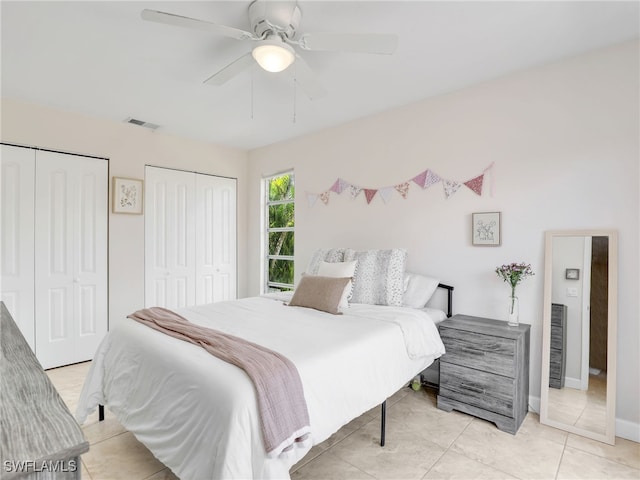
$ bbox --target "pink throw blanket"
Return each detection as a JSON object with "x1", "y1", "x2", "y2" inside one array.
[{"x1": 127, "y1": 307, "x2": 310, "y2": 457}]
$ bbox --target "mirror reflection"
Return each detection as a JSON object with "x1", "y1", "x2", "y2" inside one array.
[{"x1": 541, "y1": 230, "x2": 616, "y2": 444}]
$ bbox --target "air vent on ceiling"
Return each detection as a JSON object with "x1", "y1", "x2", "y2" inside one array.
[{"x1": 124, "y1": 117, "x2": 160, "y2": 130}]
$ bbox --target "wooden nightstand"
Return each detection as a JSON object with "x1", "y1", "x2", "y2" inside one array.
[{"x1": 437, "y1": 314, "x2": 530, "y2": 434}]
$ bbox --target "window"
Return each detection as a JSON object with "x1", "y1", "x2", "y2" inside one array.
[{"x1": 264, "y1": 172, "x2": 295, "y2": 292}]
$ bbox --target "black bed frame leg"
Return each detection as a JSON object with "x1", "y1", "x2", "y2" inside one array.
[
  {"x1": 98, "y1": 404, "x2": 104, "y2": 422},
  {"x1": 380, "y1": 400, "x2": 386, "y2": 447}
]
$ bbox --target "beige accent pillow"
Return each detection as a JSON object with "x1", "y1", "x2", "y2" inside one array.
[
  {"x1": 288, "y1": 276, "x2": 352, "y2": 315},
  {"x1": 317, "y1": 260, "x2": 357, "y2": 310}
]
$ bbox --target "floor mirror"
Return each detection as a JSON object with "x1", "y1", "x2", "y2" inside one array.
[{"x1": 540, "y1": 230, "x2": 617, "y2": 445}]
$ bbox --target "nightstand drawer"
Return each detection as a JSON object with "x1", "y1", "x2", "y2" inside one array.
[
  {"x1": 549, "y1": 363, "x2": 562, "y2": 380},
  {"x1": 439, "y1": 362, "x2": 514, "y2": 417},
  {"x1": 550, "y1": 325, "x2": 564, "y2": 350},
  {"x1": 440, "y1": 328, "x2": 516, "y2": 378}
]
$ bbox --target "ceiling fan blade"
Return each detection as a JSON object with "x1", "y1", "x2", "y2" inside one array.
[
  {"x1": 141, "y1": 9, "x2": 255, "y2": 41},
  {"x1": 298, "y1": 32, "x2": 398, "y2": 55},
  {"x1": 204, "y1": 53, "x2": 255, "y2": 86},
  {"x1": 293, "y1": 56, "x2": 326, "y2": 101}
]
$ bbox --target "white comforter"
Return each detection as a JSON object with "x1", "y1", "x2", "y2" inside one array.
[{"x1": 76, "y1": 295, "x2": 445, "y2": 479}]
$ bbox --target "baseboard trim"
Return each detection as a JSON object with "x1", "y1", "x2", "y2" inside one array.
[
  {"x1": 563, "y1": 377, "x2": 582, "y2": 390},
  {"x1": 529, "y1": 395, "x2": 540, "y2": 414},
  {"x1": 616, "y1": 418, "x2": 640, "y2": 443}
]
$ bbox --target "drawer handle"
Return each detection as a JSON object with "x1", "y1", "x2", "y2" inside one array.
[
  {"x1": 461, "y1": 346, "x2": 486, "y2": 356},
  {"x1": 460, "y1": 383, "x2": 485, "y2": 394}
]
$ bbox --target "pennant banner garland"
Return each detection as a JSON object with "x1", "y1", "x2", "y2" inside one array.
[
  {"x1": 330, "y1": 178, "x2": 349, "y2": 194},
  {"x1": 306, "y1": 193, "x2": 318, "y2": 208},
  {"x1": 319, "y1": 191, "x2": 331, "y2": 205},
  {"x1": 364, "y1": 189, "x2": 377, "y2": 204},
  {"x1": 464, "y1": 174, "x2": 484, "y2": 196},
  {"x1": 411, "y1": 169, "x2": 442, "y2": 189},
  {"x1": 394, "y1": 182, "x2": 410, "y2": 199},
  {"x1": 379, "y1": 187, "x2": 394, "y2": 204},
  {"x1": 308, "y1": 163, "x2": 495, "y2": 206},
  {"x1": 443, "y1": 180, "x2": 461, "y2": 199}
]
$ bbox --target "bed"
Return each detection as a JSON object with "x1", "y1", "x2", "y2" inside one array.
[{"x1": 76, "y1": 250, "x2": 452, "y2": 479}]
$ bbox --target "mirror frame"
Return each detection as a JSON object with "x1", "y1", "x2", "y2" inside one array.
[{"x1": 540, "y1": 229, "x2": 617, "y2": 445}]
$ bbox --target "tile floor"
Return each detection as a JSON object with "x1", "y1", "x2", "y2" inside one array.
[
  {"x1": 46, "y1": 362, "x2": 639, "y2": 480},
  {"x1": 547, "y1": 373, "x2": 607, "y2": 435}
]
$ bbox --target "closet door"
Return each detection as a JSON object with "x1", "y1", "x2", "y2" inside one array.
[
  {"x1": 0, "y1": 145, "x2": 36, "y2": 350},
  {"x1": 195, "y1": 175, "x2": 237, "y2": 303},
  {"x1": 145, "y1": 166, "x2": 196, "y2": 309},
  {"x1": 35, "y1": 151, "x2": 108, "y2": 369}
]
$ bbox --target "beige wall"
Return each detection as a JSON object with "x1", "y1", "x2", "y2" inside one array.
[
  {"x1": 2, "y1": 39, "x2": 637, "y2": 440},
  {"x1": 0, "y1": 98, "x2": 249, "y2": 328},
  {"x1": 247, "y1": 40, "x2": 639, "y2": 439}
]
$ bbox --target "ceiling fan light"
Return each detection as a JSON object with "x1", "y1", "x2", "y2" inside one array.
[{"x1": 252, "y1": 39, "x2": 295, "y2": 73}]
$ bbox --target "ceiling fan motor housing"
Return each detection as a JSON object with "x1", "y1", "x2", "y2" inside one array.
[{"x1": 249, "y1": 0, "x2": 302, "y2": 40}]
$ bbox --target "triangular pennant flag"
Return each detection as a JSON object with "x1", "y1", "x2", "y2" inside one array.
[
  {"x1": 411, "y1": 170, "x2": 428, "y2": 188},
  {"x1": 307, "y1": 193, "x2": 318, "y2": 207},
  {"x1": 424, "y1": 169, "x2": 441, "y2": 188},
  {"x1": 394, "y1": 182, "x2": 410, "y2": 199},
  {"x1": 349, "y1": 185, "x2": 362, "y2": 200},
  {"x1": 319, "y1": 191, "x2": 331, "y2": 205},
  {"x1": 443, "y1": 180, "x2": 461, "y2": 199},
  {"x1": 379, "y1": 187, "x2": 394, "y2": 204},
  {"x1": 464, "y1": 174, "x2": 484, "y2": 196},
  {"x1": 364, "y1": 189, "x2": 378, "y2": 204},
  {"x1": 330, "y1": 178, "x2": 349, "y2": 194}
]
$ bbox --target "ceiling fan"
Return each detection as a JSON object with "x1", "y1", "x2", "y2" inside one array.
[{"x1": 141, "y1": 0, "x2": 398, "y2": 100}]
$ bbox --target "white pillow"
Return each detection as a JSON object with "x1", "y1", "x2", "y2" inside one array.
[
  {"x1": 420, "y1": 307, "x2": 447, "y2": 324},
  {"x1": 402, "y1": 272, "x2": 440, "y2": 308},
  {"x1": 306, "y1": 248, "x2": 353, "y2": 275},
  {"x1": 317, "y1": 260, "x2": 357, "y2": 311},
  {"x1": 344, "y1": 249, "x2": 407, "y2": 306}
]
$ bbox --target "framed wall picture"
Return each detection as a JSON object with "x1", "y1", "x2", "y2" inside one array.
[
  {"x1": 113, "y1": 177, "x2": 143, "y2": 214},
  {"x1": 472, "y1": 211, "x2": 501, "y2": 246},
  {"x1": 565, "y1": 268, "x2": 580, "y2": 280}
]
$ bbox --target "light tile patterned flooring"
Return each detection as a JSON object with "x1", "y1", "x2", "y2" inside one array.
[
  {"x1": 547, "y1": 373, "x2": 607, "y2": 435},
  {"x1": 47, "y1": 362, "x2": 639, "y2": 480}
]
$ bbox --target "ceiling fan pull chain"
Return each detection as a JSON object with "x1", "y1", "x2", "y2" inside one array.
[
  {"x1": 293, "y1": 64, "x2": 297, "y2": 124},
  {"x1": 251, "y1": 65, "x2": 254, "y2": 120}
]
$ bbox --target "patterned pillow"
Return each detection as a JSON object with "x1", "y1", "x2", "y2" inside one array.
[
  {"x1": 344, "y1": 249, "x2": 407, "y2": 306},
  {"x1": 306, "y1": 248, "x2": 353, "y2": 275}
]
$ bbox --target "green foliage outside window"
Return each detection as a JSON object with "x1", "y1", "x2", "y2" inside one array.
[{"x1": 267, "y1": 174, "x2": 294, "y2": 290}]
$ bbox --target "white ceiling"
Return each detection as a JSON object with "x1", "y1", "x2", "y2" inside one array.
[{"x1": 2, "y1": 1, "x2": 638, "y2": 150}]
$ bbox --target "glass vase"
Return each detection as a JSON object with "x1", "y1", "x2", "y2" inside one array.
[{"x1": 508, "y1": 295, "x2": 519, "y2": 326}]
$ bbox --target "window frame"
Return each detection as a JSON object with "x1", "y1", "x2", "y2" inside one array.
[{"x1": 263, "y1": 171, "x2": 295, "y2": 292}]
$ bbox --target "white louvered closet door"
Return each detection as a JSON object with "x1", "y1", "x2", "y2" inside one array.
[
  {"x1": 144, "y1": 166, "x2": 196, "y2": 309},
  {"x1": 34, "y1": 151, "x2": 108, "y2": 369},
  {"x1": 0, "y1": 145, "x2": 36, "y2": 350}
]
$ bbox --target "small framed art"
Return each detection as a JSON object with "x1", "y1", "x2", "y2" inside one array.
[
  {"x1": 472, "y1": 212, "x2": 501, "y2": 246},
  {"x1": 565, "y1": 268, "x2": 580, "y2": 280},
  {"x1": 113, "y1": 177, "x2": 143, "y2": 214}
]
